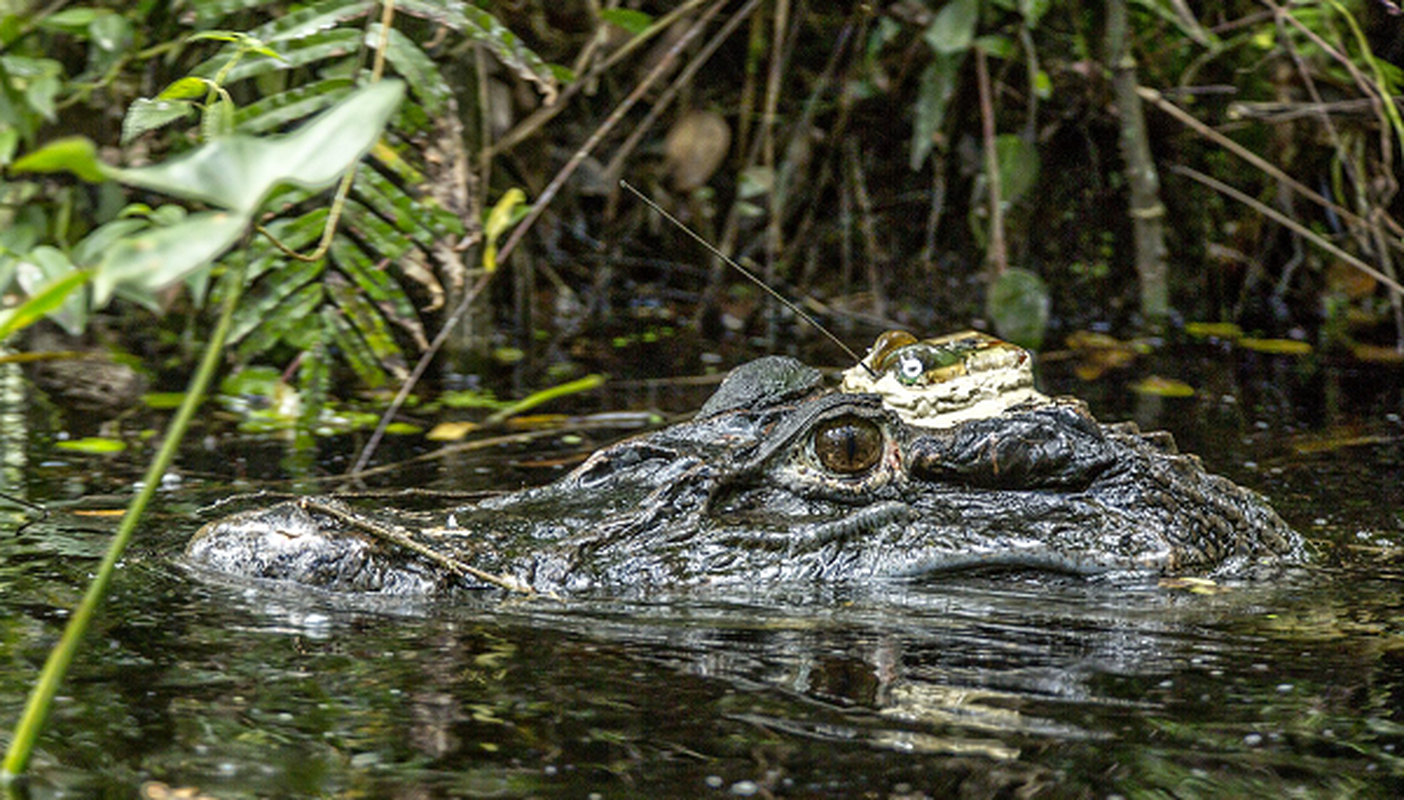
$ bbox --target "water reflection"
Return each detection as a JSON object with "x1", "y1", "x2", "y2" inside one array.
[
  {"x1": 39, "y1": 566, "x2": 1361, "y2": 798},
  {"x1": 5, "y1": 541, "x2": 1403, "y2": 796}
]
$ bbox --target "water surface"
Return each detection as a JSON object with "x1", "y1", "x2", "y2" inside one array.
[{"x1": 2, "y1": 345, "x2": 1403, "y2": 798}]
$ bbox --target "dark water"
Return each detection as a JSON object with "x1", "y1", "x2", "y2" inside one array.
[{"x1": 3, "y1": 345, "x2": 1404, "y2": 798}]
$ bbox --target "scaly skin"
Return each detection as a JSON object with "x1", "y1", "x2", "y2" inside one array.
[{"x1": 187, "y1": 353, "x2": 1304, "y2": 595}]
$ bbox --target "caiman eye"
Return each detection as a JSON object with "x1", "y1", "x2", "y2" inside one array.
[{"x1": 813, "y1": 416, "x2": 883, "y2": 474}]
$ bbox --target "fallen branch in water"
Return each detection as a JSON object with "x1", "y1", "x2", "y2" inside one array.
[{"x1": 299, "y1": 498, "x2": 540, "y2": 597}]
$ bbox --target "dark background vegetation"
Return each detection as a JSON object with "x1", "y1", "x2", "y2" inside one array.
[{"x1": 3, "y1": 0, "x2": 1402, "y2": 408}]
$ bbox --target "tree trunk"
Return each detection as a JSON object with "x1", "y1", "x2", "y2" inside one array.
[{"x1": 1106, "y1": 0, "x2": 1169, "y2": 327}]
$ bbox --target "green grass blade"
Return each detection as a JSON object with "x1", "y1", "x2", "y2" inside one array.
[{"x1": 1, "y1": 256, "x2": 248, "y2": 782}]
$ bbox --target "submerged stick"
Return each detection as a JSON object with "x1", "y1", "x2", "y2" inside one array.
[{"x1": 298, "y1": 499, "x2": 537, "y2": 596}]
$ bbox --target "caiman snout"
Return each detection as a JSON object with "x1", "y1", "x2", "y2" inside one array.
[{"x1": 187, "y1": 501, "x2": 444, "y2": 594}]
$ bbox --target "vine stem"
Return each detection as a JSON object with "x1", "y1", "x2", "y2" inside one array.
[{"x1": 2, "y1": 256, "x2": 249, "y2": 782}]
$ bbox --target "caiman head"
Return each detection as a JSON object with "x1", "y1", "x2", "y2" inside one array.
[{"x1": 187, "y1": 341, "x2": 1303, "y2": 596}]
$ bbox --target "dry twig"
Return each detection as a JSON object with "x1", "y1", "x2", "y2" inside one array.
[
  {"x1": 300, "y1": 498, "x2": 537, "y2": 595},
  {"x1": 1171, "y1": 164, "x2": 1404, "y2": 296}
]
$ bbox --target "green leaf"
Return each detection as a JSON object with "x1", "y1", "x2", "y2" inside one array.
[
  {"x1": 14, "y1": 246, "x2": 86, "y2": 335},
  {"x1": 0, "y1": 128, "x2": 18, "y2": 165},
  {"x1": 1185, "y1": 321, "x2": 1243, "y2": 340},
  {"x1": 37, "y1": 8, "x2": 110, "y2": 34},
  {"x1": 121, "y1": 98, "x2": 196, "y2": 144},
  {"x1": 1, "y1": 54, "x2": 61, "y2": 79},
  {"x1": 911, "y1": 52, "x2": 964, "y2": 170},
  {"x1": 923, "y1": 0, "x2": 979, "y2": 55},
  {"x1": 986, "y1": 268, "x2": 1049, "y2": 350},
  {"x1": 396, "y1": 0, "x2": 561, "y2": 103},
  {"x1": 248, "y1": 0, "x2": 375, "y2": 43},
  {"x1": 189, "y1": 2, "x2": 271, "y2": 27},
  {"x1": 1020, "y1": 0, "x2": 1052, "y2": 27},
  {"x1": 148, "y1": 204, "x2": 187, "y2": 226},
  {"x1": 1033, "y1": 68, "x2": 1051, "y2": 100},
  {"x1": 230, "y1": 251, "x2": 323, "y2": 346},
  {"x1": 481, "y1": 374, "x2": 606, "y2": 427},
  {"x1": 219, "y1": 364, "x2": 283, "y2": 399},
  {"x1": 0, "y1": 267, "x2": 88, "y2": 341},
  {"x1": 483, "y1": 188, "x2": 527, "y2": 272},
  {"x1": 440, "y1": 388, "x2": 504, "y2": 410},
  {"x1": 54, "y1": 436, "x2": 126, "y2": 454},
  {"x1": 92, "y1": 211, "x2": 247, "y2": 308},
  {"x1": 233, "y1": 78, "x2": 351, "y2": 135},
  {"x1": 327, "y1": 233, "x2": 419, "y2": 332},
  {"x1": 23, "y1": 73, "x2": 60, "y2": 121},
  {"x1": 186, "y1": 30, "x2": 247, "y2": 44},
  {"x1": 994, "y1": 133, "x2": 1039, "y2": 206},
  {"x1": 89, "y1": 12, "x2": 132, "y2": 53},
  {"x1": 325, "y1": 305, "x2": 388, "y2": 388},
  {"x1": 974, "y1": 34, "x2": 1015, "y2": 59},
  {"x1": 599, "y1": 8, "x2": 653, "y2": 35},
  {"x1": 341, "y1": 198, "x2": 414, "y2": 261},
  {"x1": 158, "y1": 76, "x2": 212, "y2": 101},
  {"x1": 107, "y1": 80, "x2": 406, "y2": 213},
  {"x1": 1131, "y1": 376, "x2": 1196, "y2": 398},
  {"x1": 369, "y1": 24, "x2": 452, "y2": 115},
  {"x1": 192, "y1": 29, "x2": 361, "y2": 85},
  {"x1": 71, "y1": 217, "x2": 149, "y2": 266},
  {"x1": 11, "y1": 136, "x2": 107, "y2": 182},
  {"x1": 1238, "y1": 337, "x2": 1313, "y2": 355},
  {"x1": 0, "y1": 214, "x2": 43, "y2": 279},
  {"x1": 325, "y1": 272, "x2": 404, "y2": 375},
  {"x1": 234, "y1": 283, "x2": 324, "y2": 361},
  {"x1": 353, "y1": 164, "x2": 450, "y2": 245},
  {"x1": 282, "y1": 301, "x2": 333, "y2": 351},
  {"x1": 202, "y1": 96, "x2": 236, "y2": 139}
]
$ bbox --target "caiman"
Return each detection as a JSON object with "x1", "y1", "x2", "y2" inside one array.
[{"x1": 186, "y1": 331, "x2": 1304, "y2": 595}]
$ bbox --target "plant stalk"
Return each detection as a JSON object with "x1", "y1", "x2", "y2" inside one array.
[
  {"x1": 1106, "y1": 0, "x2": 1169, "y2": 325},
  {"x1": 2, "y1": 258, "x2": 248, "y2": 782},
  {"x1": 975, "y1": 48, "x2": 1008, "y2": 276}
]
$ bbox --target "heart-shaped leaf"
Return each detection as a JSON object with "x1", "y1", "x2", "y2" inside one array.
[
  {"x1": 107, "y1": 80, "x2": 405, "y2": 212},
  {"x1": 92, "y1": 211, "x2": 247, "y2": 308},
  {"x1": 0, "y1": 265, "x2": 88, "y2": 341}
]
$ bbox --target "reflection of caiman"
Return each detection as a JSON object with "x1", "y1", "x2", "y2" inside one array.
[{"x1": 187, "y1": 331, "x2": 1304, "y2": 594}]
